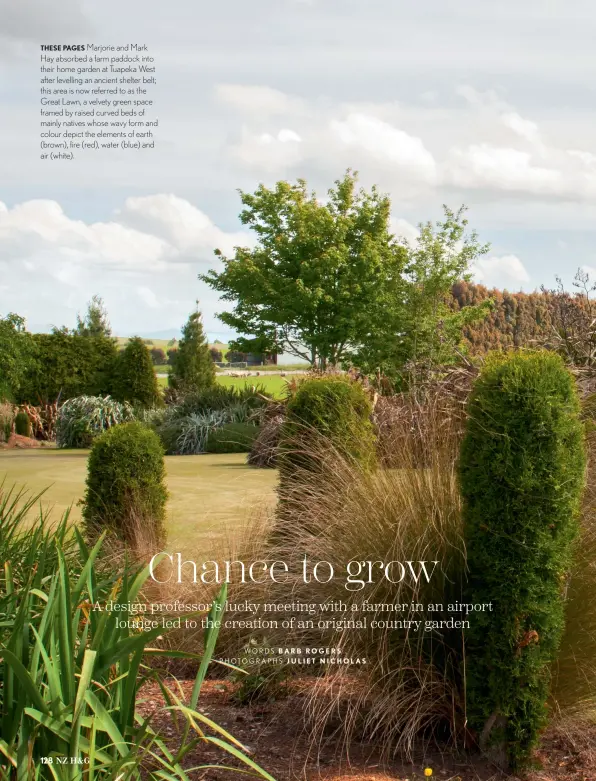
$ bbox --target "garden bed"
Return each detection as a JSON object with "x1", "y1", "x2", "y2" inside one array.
[{"x1": 138, "y1": 678, "x2": 596, "y2": 781}]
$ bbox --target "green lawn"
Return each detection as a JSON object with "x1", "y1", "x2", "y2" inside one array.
[
  {"x1": 216, "y1": 375, "x2": 289, "y2": 398},
  {"x1": 244, "y1": 363, "x2": 307, "y2": 372},
  {"x1": 155, "y1": 373, "x2": 289, "y2": 398},
  {"x1": 0, "y1": 450, "x2": 278, "y2": 556}
]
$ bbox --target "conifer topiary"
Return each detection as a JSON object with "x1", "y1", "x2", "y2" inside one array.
[
  {"x1": 458, "y1": 351, "x2": 586, "y2": 770},
  {"x1": 279, "y1": 375, "x2": 376, "y2": 480},
  {"x1": 112, "y1": 336, "x2": 162, "y2": 408},
  {"x1": 168, "y1": 308, "x2": 215, "y2": 393},
  {"x1": 82, "y1": 421, "x2": 168, "y2": 546}
]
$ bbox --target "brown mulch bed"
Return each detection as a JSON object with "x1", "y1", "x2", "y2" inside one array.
[{"x1": 137, "y1": 679, "x2": 596, "y2": 781}]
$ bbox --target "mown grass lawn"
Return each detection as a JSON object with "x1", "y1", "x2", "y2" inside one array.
[
  {"x1": 155, "y1": 373, "x2": 289, "y2": 398},
  {"x1": 0, "y1": 450, "x2": 278, "y2": 556},
  {"x1": 215, "y1": 374, "x2": 289, "y2": 397}
]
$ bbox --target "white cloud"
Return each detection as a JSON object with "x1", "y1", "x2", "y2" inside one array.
[
  {"x1": 0, "y1": 196, "x2": 250, "y2": 275},
  {"x1": 330, "y1": 113, "x2": 437, "y2": 183},
  {"x1": 277, "y1": 128, "x2": 302, "y2": 143},
  {"x1": 213, "y1": 83, "x2": 596, "y2": 203},
  {"x1": 0, "y1": 199, "x2": 173, "y2": 273},
  {"x1": 228, "y1": 127, "x2": 304, "y2": 170},
  {"x1": 0, "y1": 196, "x2": 251, "y2": 333},
  {"x1": 116, "y1": 194, "x2": 248, "y2": 257},
  {"x1": 500, "y1": 111, "x2": 541, "y2": 144},
  {"x1": 443, "y1": 144, "x2": 561, "y2": 194},
  {"x1": 456, "y1": 85, "x2": 507, "y2": 110},
  {"x1": 473, "y1": 254, "x2": 531, "y2": 289},
  {"x1": 567, "y1": 149, "x2": 596, "y2": 167}
]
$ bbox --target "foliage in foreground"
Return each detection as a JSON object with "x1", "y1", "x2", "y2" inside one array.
[
  {"x1": 459, "y1": 351, "x2": 586, "y2": 770},
  {"x1": 55, "y1": 395, "x2": 135, "y2": 448},
  {"x1": 241, "y1": 398, "x2": 466, "y2": 759},
  {"x1": 82, "y1": 421, "x2": 168, "y2": 546},
  {"x1": 0, "y1": 486, "x2": 276, "y2": 781},
  {"x1": 230, "y1": 367, "x2": 595, "y2": 768}
]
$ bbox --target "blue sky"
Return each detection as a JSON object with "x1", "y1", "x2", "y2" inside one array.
[{"x1": 1, "y1": 0, "x2": 595, "y2": 339}]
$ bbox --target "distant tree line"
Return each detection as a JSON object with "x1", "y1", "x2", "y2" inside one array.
[{"x1": 0, "y1": 296, "x2": 216, "y2": 407}]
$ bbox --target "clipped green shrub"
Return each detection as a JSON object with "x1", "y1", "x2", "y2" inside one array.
[
  {"x1": 205, "y1": 423, "x2": 261, "y2": 453},
  {"x1": 14, "y1": 411, "x2": 30, "y2": 437},
  {"x1": 112, "y1": 336, "x2": 162, "y2": 408},
  {"x1": 82, "y1": 421, "x2": 168, "y2": 545},
  {"x1": 280, "y1": 375, "x2": 376, "y2": 477},
  {"x1": 459, "y1": 351, "x2": 586, "y2": 770},
  {"x1": 168, "y1": 309, "x2": 215, "y2": 393},
  {"x1": 56, "y1": 395, "x2": 135, "y2": 448}
]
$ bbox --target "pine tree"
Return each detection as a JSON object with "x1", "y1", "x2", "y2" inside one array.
[
  {"x1": 168, "y1": 306, "x2": 215, "y2": 393},
  {"x1": 75, "y1": 295, "x2": 112, "y2": 337},
  {"x1": 112, "y1": 336, "x2": 161, "y2": 407}
]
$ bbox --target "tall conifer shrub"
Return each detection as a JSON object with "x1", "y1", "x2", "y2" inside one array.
[
  {"x1": 112, "y1": 336, "x2": 161, "y2": 408},
  {"x1": 459, "y1": 351, "x2": 586, "y2": 770},
  {"x1": 168, "y1": 309, "x2": 215, "y2": 393}
]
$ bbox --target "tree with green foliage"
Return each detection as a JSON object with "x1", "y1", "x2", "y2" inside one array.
[
  {"x1": 112, "y1": 337, "x2": 161, "y2": 407},
  {"x1": 0, "y1": 313, "x2": 36, "y2": 401},
  {"x1": 351, "y1": 205, "x2": 492, "y2": 385},
  {"x1": 200, "y1": 170, "x2": 407, "y2": 369},
  {"x1": 75, "y1": 295, "x2": 112, "y2": 338},
  {"x1": 82, "y1": 420, "x2": 167, "y2": 545},
  {"x1": 202, "y1": 173, "x2": 489, "y2": 378},
  {"x1": 458, "y1": 351, "x2": 586, "y2": 771},
  {"x1": 168, "y1": 308, "x2": 215, "y2": 393},
  {"x1": 16, "y1": 297, "x2": 118, "y2": 404}
]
